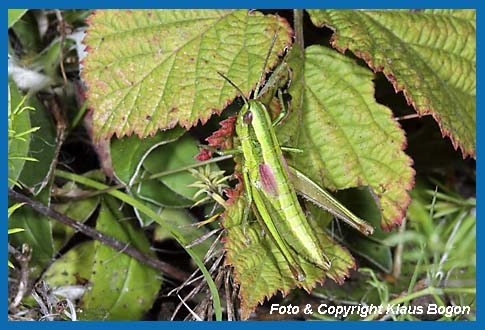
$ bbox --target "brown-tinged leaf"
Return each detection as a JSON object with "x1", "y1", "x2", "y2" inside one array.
[
  {"x1": 82, "y1": 10, "x2": 292, "y2": 140},
  {"x1": 308, "y1": 9, "x2": 476, "y2": 158}
]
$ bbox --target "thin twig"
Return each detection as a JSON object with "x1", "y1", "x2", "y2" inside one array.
[
  {"x1": 230, "y1": 271, "x2": 239, "y2": 318},
  {"x1": 31, "y1": 284, "x2": 52, "y2": 320},
  {"x1": 395, "y1": 113, "x2": 431, "y2": 121},
  {"x1": 168, "y1": 268, "x2": 203, "y2": 297},
  {"x1": 8, "y1": 189, "x2": 190, "y2": 282},
  {"x1": 225, "y1": 267, "x2": 235, "y2": 321},
  {"x1": 185, "y1": 228, "x2": 221, "y2": 249},
  {"x1": 189, "y1": 264, "x2": 225, "y2": 321},
  {"x1": 8, "y1": 243, "x2": 31, "y2": 310},
  {"x1": 177, "y1": 294, "x2": 203, "y2": 321},
  {"x1": 392, "y1": 217, "x2": 406, "y2": 279},
  {"x1": 54, "y1": 10, "x2": 68, "y2": 86},
  {"x1": 170, "y1": 252, "x2": 225, "y2": 320},
  {"x1": 170, "y1": 277, "x2": 205, "y2": 320},
  {"x1": 203, "y1": 230, "x2": 225, "y2": 263},
  {"x1": 48, "y1": 94, "x2": 67, "y2": 169}
]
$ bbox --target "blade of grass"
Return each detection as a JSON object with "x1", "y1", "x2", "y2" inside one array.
[
  {"x1": 66, "y1": 155, "x2": 233, "y2": 200},
  {"x1": 364, "y1": 286, "x2": 476, "y2": 320}
]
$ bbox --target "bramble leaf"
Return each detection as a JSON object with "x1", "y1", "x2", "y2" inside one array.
[
  {"x1": 278, "y1": 45, "x2": 414, "y2": 231},
  {"x1": 82, "y1": 9, "x2": 292, "y2": 139},
  {"x1": 224, "y1": 188, "x2": 354, "y2": 320},
  {"x1": 307, "y1": 9, "x2": 476, "y2": 158}
]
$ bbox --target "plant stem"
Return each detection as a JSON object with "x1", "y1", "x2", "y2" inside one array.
[
  {"x1": 293, "y1": 10, "x2": 305, "y2": 51},
  {"x1": 8, "y1": 189, "x2": 190, "y2": 282}
]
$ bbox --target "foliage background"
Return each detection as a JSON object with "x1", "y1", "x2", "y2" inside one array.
[{"x1": 7, "y1": 9, "x2": 475, "y2": 321}]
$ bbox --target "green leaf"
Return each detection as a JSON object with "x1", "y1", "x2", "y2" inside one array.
[
  {"x1": 8, "y1": 81, "x2": 32, "y2": 187},
  {"x1": 111, "y1": 127, "x2": 184, "y2": 184},
  {"x1": 52, "y1": 181, "x2": 100, "y2": 251},
  {"x1": 346, "y1": 237, "x2": 392, "y2": 273},
  {"x1": 152, "y1": 208, "x2": 213, "y2": 260},
  {"x1": 110, "y1": 128, "x2": 189, "y2": 227},
  {"x1": 62, "y1": 10, "x2": 92, "y2": 25},
  {"x1": 142, "y1": 135, "x2": 206, "y2": 201},
  {"x1": 134, "y1": 170, "x2": 194, "y2": 208},
  {"x1": 224, "y1": 195, "x2": 354, "y2": 320},
  {"x1": 333, "y1": 187, "x2": 387, "y2": 241},
  {"x1": 8, "y1": 191, "x2": 54, "y2": 277},
  {"x1": 10, "y1": 11, "x2": 42, "y2": 56},
  {"x1": 55, "y1": 169, "x2": 222, "y2": 320},
  {"x1": 132, "y1": 198, "x2": 163, "y2": 227},
  {"x1": 8, "y1": 9, "x2": 28, "y2": 28},
  {"x1": 17, "y1": 96, "x2": 57, "y2": 194},
  {"x1": 307, "y1": 9, "x2": 476, "y2": 158},
  {"x1": 278, "y1": 45, "x2": 414, "y2": 231},
  {"x1": 82, "y1": 9, "x2": 292, "y2": 139},
  {"x1": 43, "y1": 241, "x2": 95, "y2": 288},
  {"x1": 81, "y1": 199, "x2": 162, "y2": 320}
]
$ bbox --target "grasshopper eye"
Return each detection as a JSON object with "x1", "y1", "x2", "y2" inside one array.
[{"x1": 243, "y1": 111, "x2": 253, "y2": 125}]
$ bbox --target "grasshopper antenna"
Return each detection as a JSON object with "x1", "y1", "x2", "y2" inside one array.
[
  {"x1": 254, "y1": 31, "x2": 279, "y2": 98},
  {"x1": 217, "y1": 71, "x2": 249, "y2": 107}
]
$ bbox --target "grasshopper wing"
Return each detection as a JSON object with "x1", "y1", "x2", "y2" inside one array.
[{"x1": 289, "y1": 166, "x2": 375, "y2": 236}]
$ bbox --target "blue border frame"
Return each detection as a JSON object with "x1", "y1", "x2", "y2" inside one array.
[
  {"x1": 2, "y1": 1, "x2": 481, "y2": 9},
  {"x1": 4, "y1": 1, "x2": 479, "y2": 328}
]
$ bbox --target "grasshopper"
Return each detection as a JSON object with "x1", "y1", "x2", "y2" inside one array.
[{"x1": 216, "y1": 34, "x2": 374, "y2": 281}]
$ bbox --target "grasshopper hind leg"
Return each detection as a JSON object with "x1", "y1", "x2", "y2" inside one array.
[{"x1": 241, "y1": 170, "x2": 254, "y2": 245}]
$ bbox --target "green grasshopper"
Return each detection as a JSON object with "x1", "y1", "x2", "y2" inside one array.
[{"x1": 216, "y1": 34, "x2": 374, "y2": 281}]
